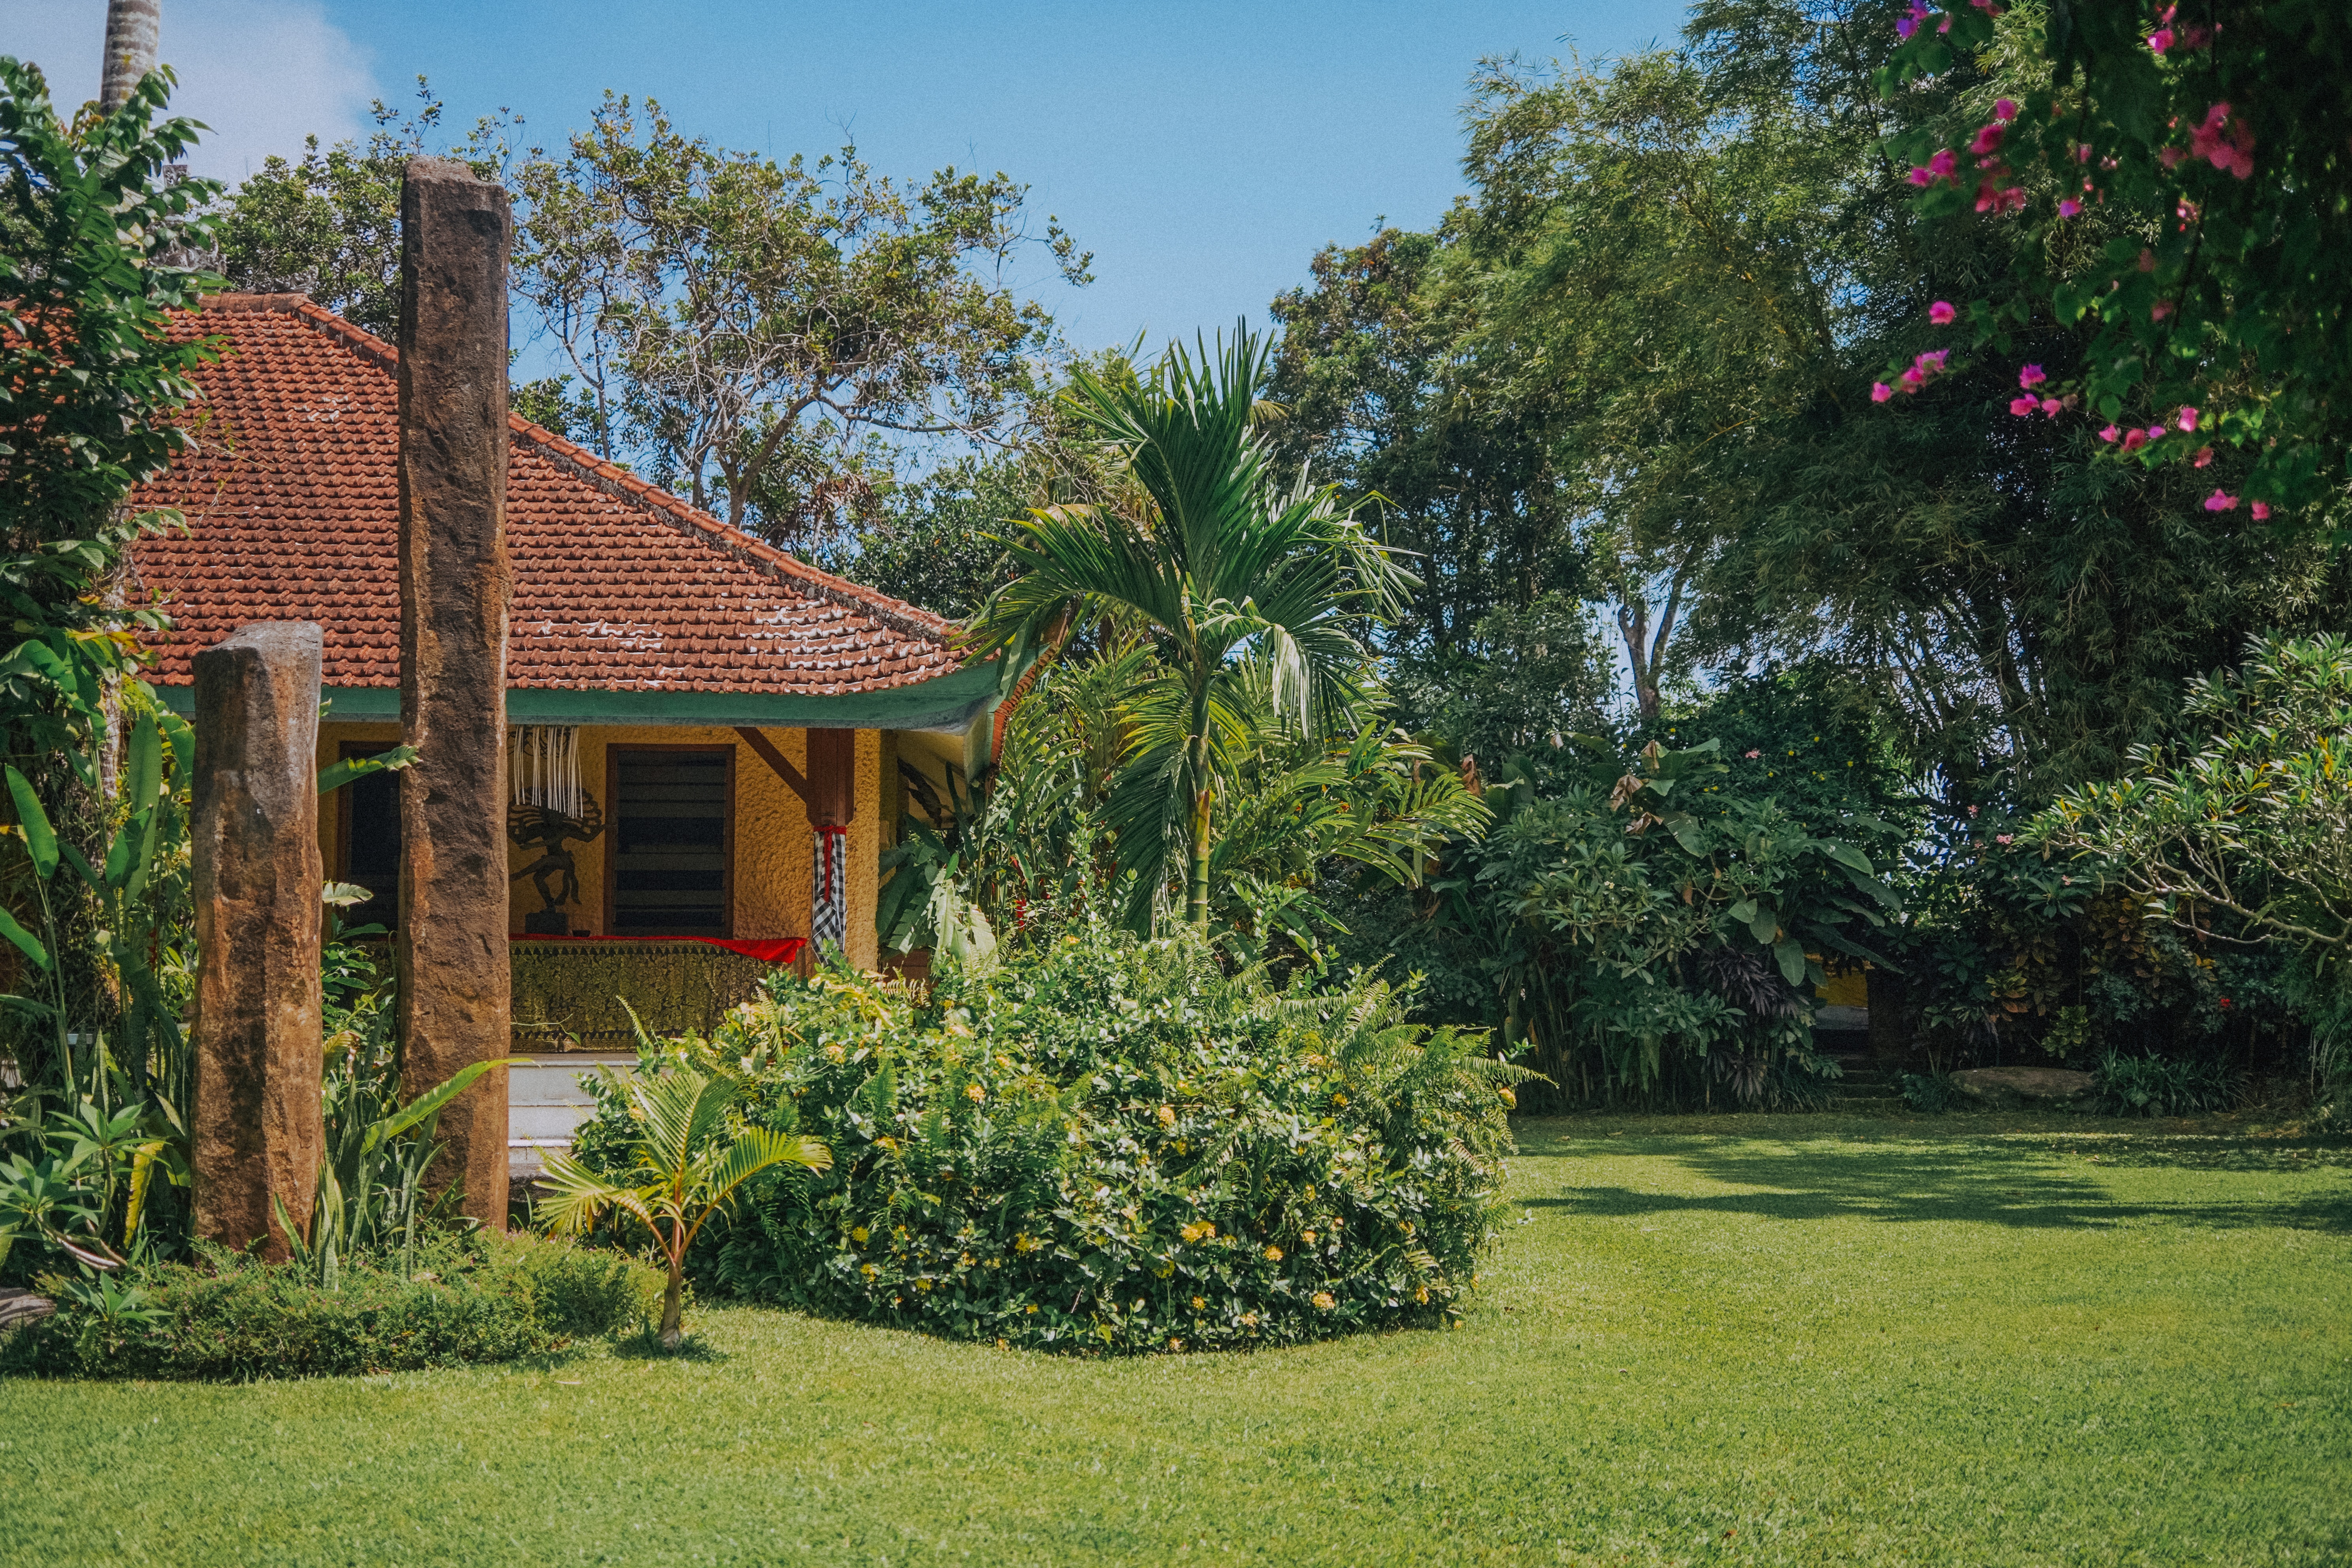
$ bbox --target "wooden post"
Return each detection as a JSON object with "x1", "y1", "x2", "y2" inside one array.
[
  {"x1": 806, "y1": 730, "x2": 856, "y2": 953},
  {"x1": 395, "y1": 156, "x2": 514, "y2": 1227},
  {"x1": 190, "y1": 622, "x2": 324, "y2": 1259}
]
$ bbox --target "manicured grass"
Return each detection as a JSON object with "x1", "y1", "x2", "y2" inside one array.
[{"x1": 6, "y1": 1113, "x2": 2347, "y2": 1566}]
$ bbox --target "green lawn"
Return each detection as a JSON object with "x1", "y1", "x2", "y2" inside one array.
[{"x1": 6, "y1": 1113, "x2": 2347, "y2": 1566}]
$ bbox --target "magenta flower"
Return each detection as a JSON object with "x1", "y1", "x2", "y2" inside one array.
[
  {"x1": 2146, "y1": 424, "x2": 2167, "y2": 442},
  {"x1": 2098, "y1": 424, "x2": 2120, "y2": 443},
  {"x1": 1908, "y1": 166, "x2": 1934, "y2": 187},
  {"x1": 2121, "y1": 429, "x2": 2148, "y2": 452},
  {"x1": 2009, "y1": 395, "x2": 2039, "y2": 417},
  {"x1": 2177, "y1": 406, "x2": 2198, "y2": 432},
  {"x1": 2193, "y1": 446, "x2": 2214, "y2": 468},
  {"x1": 2040, "y1": 398, "x2": 2062, "y2": 417},
  {"x1": 2058, "y1": 198, "x2": 2082, "y2": 218},
  {"x1": 1929, "y1": 301, "x2": 1957, "y2": 325},
  {"x1": 2190, "y1": 104, "x2": 2256, "y2": 179},
  {"x1": 2252, "y1": 501, "x2": 2272, "y2": 521},
  {"x1": 2203, "y1": 490, "x2": 2238, "y2": 512},
  {"x1": 2149, "y1": 27, "x2": 2175, "y2": 54},
  {"x1": 2017, "y1": 364, "x2": 2046, "y2": 389},
  {"x1": 1917, "y1": 348, "x2": 1950, "y2": 375},
  {"x1": 1929, "y1": 149, "x2": 1958, "y2": 179},
  {"x1": 1899, "y1": 368, "x2": 1924, "y2": 391},
  {"x1": 1871, "y1": 382, "x2": 1894, "y2": 403},
  {"x1": 1994, "y1": 98, "x2": 2019, "y2": 122},
  {"x1": 1970, "y1": 122, "x2": 2006, "y2": 156}
]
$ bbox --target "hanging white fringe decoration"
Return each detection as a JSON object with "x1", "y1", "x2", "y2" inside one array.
[{"x1": 508, "y1": 725, "x2": 584, "y2": 821}]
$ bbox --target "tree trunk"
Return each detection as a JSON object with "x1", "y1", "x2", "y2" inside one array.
[
  {"x1": 659, "y1": 1262, "x2": 684, "y2": 1347},
  {"x1": 101, "y1": 0, "x2": 161, "y2": 113},
  {"x1": 1185, "y1": 752, "x2": 1212, "y2": 928}
]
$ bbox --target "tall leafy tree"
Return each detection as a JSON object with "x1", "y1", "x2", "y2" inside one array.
[
  {"x1": 972, "y1": 328, "x2": 1416, "y2": 932},
  {"x1": 513, "y1": 95, "x2": 1092, "y2": 545}
]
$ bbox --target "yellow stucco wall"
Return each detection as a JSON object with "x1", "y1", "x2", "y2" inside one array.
[{"x1": 318, "y1": 721, "x2": 882, "y2": 970}]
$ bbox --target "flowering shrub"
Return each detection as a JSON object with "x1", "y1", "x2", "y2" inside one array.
[{"x1": 575, "y1": 918, "x2": 1522, "y2": 1353}]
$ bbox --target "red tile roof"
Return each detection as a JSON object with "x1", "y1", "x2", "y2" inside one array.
[{"x1": 128, "y1": 294, "x2": 962, "y2": 698}]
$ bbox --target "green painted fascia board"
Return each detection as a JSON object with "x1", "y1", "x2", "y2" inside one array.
[{"x1": 154, "y1": 660, "x2": 998, "y2": 733}]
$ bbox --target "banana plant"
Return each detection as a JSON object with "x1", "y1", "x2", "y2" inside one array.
[{"x1": 539, "y1": 1065, "x2": 830, "y2": 1345}]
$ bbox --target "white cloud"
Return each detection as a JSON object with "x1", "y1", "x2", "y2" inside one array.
[{"x1": 1, "y1": 0, "x2": 377, "y2": 184}]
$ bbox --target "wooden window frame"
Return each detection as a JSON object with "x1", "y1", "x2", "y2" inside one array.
[{"x1": 603, "y1": 742, "x2": 737, "y2": 939}]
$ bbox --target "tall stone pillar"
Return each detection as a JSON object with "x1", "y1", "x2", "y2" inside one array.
[
  {"x1": 395, "y1": 156, "x2": 513, "y2": 1227},
  {"x1": 190, "y1": 623, "x2": 324, "y2": 1260}
]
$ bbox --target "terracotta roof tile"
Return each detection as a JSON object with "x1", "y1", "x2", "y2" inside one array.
[{"x1": 128, "y1": 294, "x2": 963, "y2": 696}]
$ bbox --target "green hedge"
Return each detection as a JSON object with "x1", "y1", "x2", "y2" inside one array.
[
  {"x1": 2, "y1": 1231, "x2": 659, "y2": 1380},
  {"x1": 578, "y1": 918, "x2": 1523, "y2": 1353}
]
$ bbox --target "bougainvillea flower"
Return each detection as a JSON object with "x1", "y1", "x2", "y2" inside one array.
[
  {"x1": 2189, "y1": 104, "x2": 2256, "y2": 179},
  {"x1": 2193, "y1": 446, "x2": 2214, "y2": 467},
  {"x1": 2098, "y1": 424, "x2": 2120, "y2": 443},
  {"x1": 1916, "y1": 349, "x2": 1950, "y2": 374},
  {"x1": 2017, "y1": 364, "x2": 2047, "y2": 389},
  {"x1": 1994, "y1": 98, "x2": 2018, "y2": 122},
  {"x1": 2009, "y1": 395, "x2": 2039, "y2": 416},
  {"x1": 2121, "y1": 429, "x2": 2148, "y2": 452},
  {"x1": 2148, "y1": 27, "x2": 2175, "y2": 53},
  {"x1": 1929, "y1": 149, "x2": 1958, "y2": 179},
  {"x1": 2147, "y1": 425, "x2": 2167, "y2": 441},
  {"x1": 1899, "y1": 368, "x2": 1923, "y2": 390},
  {"x1": 2203, "y1": 491, "x2": 2237, "y2": 512},
  {"x1": 1872, "y1": 382, "x2": 1894, "y2": 403},
  {"x1": 2040, "y1": 398, "x2": 2062, "y2": 417},
  {"x1": 1970, "y1": 122, "x2": 2006, "y2": 155},
  {"x1": 2152, "y1": 300, "x2": 2175, "y2": 321},
  {"x1": 1908, "y1": 165, "x2": 1934, "y2": 186},
  {"x1": 2058, "y1": 198, "x2": 2081, "y2": 218},
  {"x1": 1929, "y1": 301, "x2": 1956, "y2": 325},
  {"x1": 2252, "y1": 501, "x2": 2272, "y2": 521},
  {"x1": 2177, "y1": 406, "x2": 2198, "y2": 432}
]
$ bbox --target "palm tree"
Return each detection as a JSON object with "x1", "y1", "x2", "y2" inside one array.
[
  {"x1": 971, "y1": 324, "x2": 1415, "y2": 932},
  {"x1": 537, "y1": 1065, "x2": 829, "y2": 1346}
]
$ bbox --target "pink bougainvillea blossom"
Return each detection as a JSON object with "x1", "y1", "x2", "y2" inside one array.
[
  {"x1": 1996, "y1": 834, "x2": 2014, "y2": 845},
  {"x1": 1930, "y1": 149, "x2": 1958, "y2": 179},
  {"x1": 1994, "y1": 98, "x2": 2019, "y2": 122},
  {"x1": 2177, "y1": 406, "x2": 2199, "y2": 432},
  {"x1": 1896, "y1": 0, "x2": 1928, "y2": 37},
  {"x1": 2152, "y1": 299, "x2": 2175, "y2": 322},
  {"x1": 1916, "y1": 349, "x2": 1949, "y2": 375},
  {"x1": 2203, "y1": 491, "x2": 2238, "y2": 512},
  {"x1": 2148, "y1": 27, "x2": 2175, "y2": 54},
  {"x1": 2121, "y1": 429, "x2": 2149, "y2": 452},
  {"x1": 2193, "y1": 446, "x2": 2214, "y2": 468},
  {"x1": 2098, "y1": 424, "x2": 2121, "y2": 443},
  {"x1": 1929, "y1": 301, "x2": 1957, "y2": 325},
  {"x1": 1970, "y1": 122, "x2": 2006, "y2": 155},
  {"x1": 2039, "y1": 397, "x2": 2062, "y2": 417},
  {"x1": 1871, "y1": 382, "x2": 1894, "y2": 403},
  {"x1": 2252, "y1": 501, "x2": 2272, "y2": 521},
  {"x1": 2017, "y1": 364, "x2": 2047, "y2": 389},
  {"x1": 2058, "y1": 198, "x2": 2082, "y2": 218},
  {"x1": 1899, "y1": 368, "x2": 1924, "y2": 391},
  {"x1": 2008, "y1": 395, "x2": 2038, "y2": 417},
  {"x1": 2189, "y1": 104, "x2": 2255, "y2": 179}
]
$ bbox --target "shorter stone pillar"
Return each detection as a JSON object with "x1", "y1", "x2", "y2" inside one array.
[{"x1": 190, "y1": 623, "x2": 325, "y2": 1260}]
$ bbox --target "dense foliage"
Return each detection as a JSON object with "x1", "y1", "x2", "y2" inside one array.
[
  {"x1": 4, "y1": 1231, "x2": 656, "y2": 1380},
  {"x1": 572, "y1": 915, "x2": 1521, "y2": 1353},
  {"x1": 1882, "y1": 2, "x2": 2352, "y2": 521}
]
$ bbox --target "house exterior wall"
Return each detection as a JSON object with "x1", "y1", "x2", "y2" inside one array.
[{"x1": 316, "y1": 720, "x2": 882, "y2": 971}]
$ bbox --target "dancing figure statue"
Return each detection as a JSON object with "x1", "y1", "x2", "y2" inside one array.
[{"x1": 509, "y1": 792, "x2": 606, "y2": 934}]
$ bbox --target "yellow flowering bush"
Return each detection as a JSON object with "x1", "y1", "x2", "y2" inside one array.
[{"x1": 584, "y1": 907, "x2": 1524, "y2": 1353}]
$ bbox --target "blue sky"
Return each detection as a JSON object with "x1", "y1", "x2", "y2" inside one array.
[{"x1": 8, "y1": 0, "x2": 1691, "y2": 354}]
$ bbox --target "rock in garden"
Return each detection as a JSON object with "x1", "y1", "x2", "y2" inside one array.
[{"x1": 1949, "y1": 1065, "x2": 2095, "y2": 1108}]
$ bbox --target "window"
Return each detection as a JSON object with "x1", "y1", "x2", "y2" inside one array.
[
  {"x1": 607, "y1": 747, "x2": 732, "y2": 937},
  {"x1": 337, "y1": 741, "x2": 403, "y2": 932}
]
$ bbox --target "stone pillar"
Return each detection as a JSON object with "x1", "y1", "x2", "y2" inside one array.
[
  {"x1": 190, "y1": 623, "x2": 324, "y2": 1260},
  {"x1": 395, "y1": 156, "x2": 514, "y2": 1227}
]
